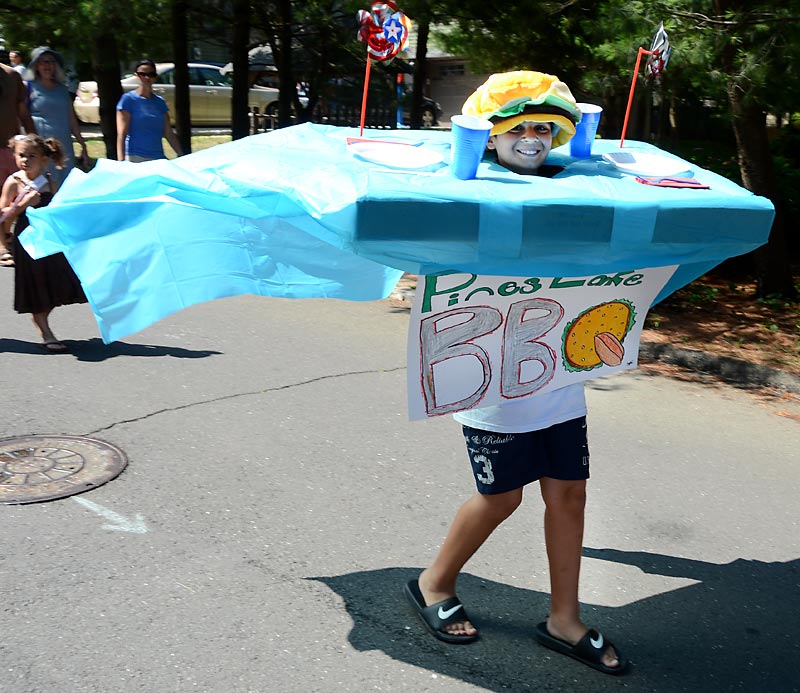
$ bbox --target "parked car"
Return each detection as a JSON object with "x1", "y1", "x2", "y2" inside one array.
[{"x1": 73, "y1": 62, "x2": 280, "y2": 126}]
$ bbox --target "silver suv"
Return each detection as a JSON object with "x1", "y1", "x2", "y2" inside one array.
[{"x1": 73, "y1": 62, "x2": 280, "y2": 126}]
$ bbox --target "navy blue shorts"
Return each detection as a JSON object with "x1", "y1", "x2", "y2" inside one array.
[{"x1": 462, "y1": 417, "x2": 590, "y2": 495}]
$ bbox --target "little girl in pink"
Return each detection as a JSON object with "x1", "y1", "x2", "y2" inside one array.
[{"x1": 0, "y1": 134, "x2": 86, "y2": 351}]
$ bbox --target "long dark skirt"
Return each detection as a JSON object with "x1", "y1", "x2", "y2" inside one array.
[{"x1": 13, "y1": 225, "x2": 87, "y2": 315}]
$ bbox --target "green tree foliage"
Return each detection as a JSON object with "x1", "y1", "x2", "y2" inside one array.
[
  {"x1": 246, "y1": 0, "x2": 435, "y2": 127},
  {"x1": 1, "y1": 0, "x2": 175, "y2": 157},
  {"x1": 3, "y1": 1, "x2": 796, "y2": 294},
  {"x1": 435, "y1": 0, "x2": 799, "y2": 296},
  {"x1": 247, "y1": 0, "x2": 371, "y2": 124},
  {"x1": 654, "y1": 2, "x2": 800, "y2": 296},
  {"x1": 402, "y1": 0, "x2": 455, "y2": 128},
  {"x1": 432, "y1": 0, "x2": 595, "y2": 81},
  {"x1": 1, "y1": 0, "x2": 171, "y2": 73}
]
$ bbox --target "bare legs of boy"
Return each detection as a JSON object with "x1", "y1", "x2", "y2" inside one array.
[
  {"x1": 539, "y1": 478, "x2": 619, "y2": 669},
  {"x1": 419, "y1": 487, "x2": 522, "y2": 638},
  {"x1": 416, "y1": 478, "x2": 620, "y2": 669}
]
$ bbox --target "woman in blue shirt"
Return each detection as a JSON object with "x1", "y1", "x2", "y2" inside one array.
[
  {"x1": 116, "y1": 59, "x2": 183, "y2": 162},
  {"x1": 25, "y1": 46, "x2": 89, "y2": 185}
]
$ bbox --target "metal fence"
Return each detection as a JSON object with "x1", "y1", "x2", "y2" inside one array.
[{"x1": 251, "y1": 104, "x2": 396, "y2": 133}]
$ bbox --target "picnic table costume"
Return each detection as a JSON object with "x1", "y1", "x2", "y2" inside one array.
[{"x1": 19, "y1": 123, "x2": 774, "y2": 345}]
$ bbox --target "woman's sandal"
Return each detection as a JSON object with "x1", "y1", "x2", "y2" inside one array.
[
  {"x1": 40, "y1": 340, "x2": 69, "y2": 353},
  {"x1": 0, "y1": 251, "x2": 14, "y2": 267}
]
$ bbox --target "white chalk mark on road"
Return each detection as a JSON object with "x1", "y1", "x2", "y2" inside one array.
[{"x1": 72, "y1": 496, "x2": 148, "y2": 534}]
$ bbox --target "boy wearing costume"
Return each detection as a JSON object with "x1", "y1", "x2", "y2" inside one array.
[{"x1": 404, "y1": 71, "x2": 628, "y2": 676}]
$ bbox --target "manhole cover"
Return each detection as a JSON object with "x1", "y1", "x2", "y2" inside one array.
[{"x1": 0, "y1": 435, "x2": 128, "y2": 505}]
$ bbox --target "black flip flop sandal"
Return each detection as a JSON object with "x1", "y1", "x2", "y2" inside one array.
[
  {"x1": 535, "y1": 621, "x2": 629, "y2": 675},
  {"x1": 39, "y1": 340, "x2": 69, "y2": 353},
  {"x1": 403, "y1": 579, "x2": 478, "y2": 644}
]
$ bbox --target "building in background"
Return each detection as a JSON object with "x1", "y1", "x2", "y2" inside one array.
[
  {"x1": 423, "y1": 46, "x2": 489, "y2": 125},
  {"x1": 402, "y1": 26, "x2": 490, "y2": 126}
]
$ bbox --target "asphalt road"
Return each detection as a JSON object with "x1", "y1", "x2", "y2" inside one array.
[{"x1": 0, "y1": 266, "x2": 798, "y2": 692}]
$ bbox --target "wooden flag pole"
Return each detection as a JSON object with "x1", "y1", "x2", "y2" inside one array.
[
  {"x1": 620, "y1": 47, "x2": 653, "y2": 148},
  {"x1": 359, "y1": 53, "x2": 372, "y2": 136}
]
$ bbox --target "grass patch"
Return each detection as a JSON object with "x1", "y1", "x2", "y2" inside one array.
[{"x1": 79, "y1": 135, "x2": 233, "y2": 165}]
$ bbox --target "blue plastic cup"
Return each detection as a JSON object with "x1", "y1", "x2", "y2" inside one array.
[
  {"x1": 450, "y1": 114, "x2": 493, "y2": 179},
  {"x1": 570, "y1": 103, "x2": 603, "y2": 158}
]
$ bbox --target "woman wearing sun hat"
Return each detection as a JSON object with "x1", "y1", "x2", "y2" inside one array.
[
  {"x1": 25, "y1": 46, "x2": 88, "y2": 185},
  {"x1": 403, "y1": 70, "x2": 628, "y2": 676}
]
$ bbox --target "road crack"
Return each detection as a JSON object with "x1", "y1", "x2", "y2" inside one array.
[{"x1": 85, "y1": 366, "x2": 405, "y2": 435}]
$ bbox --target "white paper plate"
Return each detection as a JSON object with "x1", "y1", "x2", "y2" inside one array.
[
  {"x1": 348, "y1": 141, "x2": 444, "y2": 169},
  {"x1": 602, "y1": 151, "x2": 691, "y2": 177}
]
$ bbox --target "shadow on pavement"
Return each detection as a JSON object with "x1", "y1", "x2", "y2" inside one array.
[
  {"x1": 311, "y1": 550, "x2": 800, "y2": 691},
  {"x1": 0, "y1": 337, "x2": 221, "y2": 361}
]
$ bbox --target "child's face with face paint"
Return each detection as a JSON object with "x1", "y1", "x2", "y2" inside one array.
[{"x1": 488, "y1": 121, "x2": 553, "y2": 175}]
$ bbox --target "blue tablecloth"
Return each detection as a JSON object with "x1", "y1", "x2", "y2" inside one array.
[{"x1": 23, "y1": 123, "x2": 774, "y2": 342}]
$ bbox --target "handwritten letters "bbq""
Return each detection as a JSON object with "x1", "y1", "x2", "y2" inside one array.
[
  {"x1": 420, "y1": 298, "x2": 564, "y2": 415},
  {"x1": 407, "y1": 268, "x2": 677, "y2": 420}
]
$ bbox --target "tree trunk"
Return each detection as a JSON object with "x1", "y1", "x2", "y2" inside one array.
[
  {"x1": 91, "y1": 31, "x2": 122, "y2": 160},
  {"x1": 231, "y1": 0, "x2": 251, "y2": 140},
  {"x1": 171, "y1": 0, "x2": 192, "y2": 154},
  {"x1": 275, "y1": 0, "x2": 294, "y2": 129},
  {"x1": 727, "y1": 82, "x2": 796, "y2": 298},
  {"x1": 410, "y1": 19, "x2": 429, "y2": 130}
]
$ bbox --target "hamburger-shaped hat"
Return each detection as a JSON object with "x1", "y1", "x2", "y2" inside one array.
[{"x1": 462, "y1": 70, "x2": 581, "y2": 148}]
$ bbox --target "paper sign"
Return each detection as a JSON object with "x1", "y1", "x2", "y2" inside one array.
[{"x1": 407, "y1": 266, "x2": 677, "y2": 419}]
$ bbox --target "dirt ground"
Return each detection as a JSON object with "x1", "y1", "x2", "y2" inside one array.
[
  {"x1": 642, "y1": 274, "x2": 799, "y2": 376},
  {"x1": 639, "y1": 274, "x2": 800, "y2": 422}
]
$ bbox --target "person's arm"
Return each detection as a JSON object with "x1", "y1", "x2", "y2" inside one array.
[
  {"x1": 0, "y1": 176, "x2": 16, "y2": 242},
  {"x1": 116, "y1": 108, "x2": 131, "y2": 161},
  {"x1": 15, "y1": 74, "x2": 36, "y2": 134},
  {"x1": 0, "y1": 176, "x2": 39, "y2": 233},
  {"x1": 16, "y1": 185, "x2": 42, "y2": 212},
  {"x1": 0, "y1": 175, "x2": 19, "y2": 214},
  {"x1": 45, "y1": 172, "x2": 59, "y2": 197},
  {"x1": 68, "y1": 102, "x2": 88, "y2": 166},
  {"x1": 162, "y1": 115, "x2": 183, "y2": 157}
]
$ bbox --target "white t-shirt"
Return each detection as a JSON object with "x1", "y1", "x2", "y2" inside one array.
[{"x1": 453, "y1": 383, "x2": 587, "y2": 433}]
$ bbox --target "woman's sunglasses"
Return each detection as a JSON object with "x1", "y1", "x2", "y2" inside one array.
[{"x1": 136, "y1": 71, "x2": 157, "y2": 78}]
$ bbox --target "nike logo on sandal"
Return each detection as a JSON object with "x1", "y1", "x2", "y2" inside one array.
[{"x1": 438, "y1": 604, "x2": 463, "y2": 619}]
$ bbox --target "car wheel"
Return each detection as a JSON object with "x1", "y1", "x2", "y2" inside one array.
[
  {"x1": 266, "y1": 102, "x2": 279, "y2": 118},
  {"x1": 421, "y1": 106, "x2": 437, "y2": 128}
]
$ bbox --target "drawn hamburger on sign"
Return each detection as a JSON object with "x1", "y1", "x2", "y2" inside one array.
[{"x1": 562, "y1": 300, "x2": 636, "y2": 371}]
